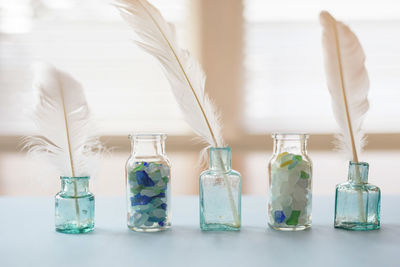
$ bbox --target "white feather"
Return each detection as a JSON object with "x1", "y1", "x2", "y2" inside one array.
[
  {"x1": 24, "y1": 63, "x2": 102, "y2": 177},
  {"x1": 320, "y1": 11, "x2": 369, "y2": 161},
  {"x1": 115, "y1": 0, "x2": 241, "y2": 226},
  {"x1": 114, "y1": 0, "x2": 225, "y2": 150}
]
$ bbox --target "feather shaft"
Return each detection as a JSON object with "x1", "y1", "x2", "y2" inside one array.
[
  {"x1": 320, "y1": 11, "x2": 368, "y2": 221},
  {"x1": 135, "y1": 0, "x2": 219, "y2": 147},
  {"x1": 331, "y1": 19, "x2": 359, "y2": 162}
]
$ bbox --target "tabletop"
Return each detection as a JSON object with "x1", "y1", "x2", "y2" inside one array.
[{"x1": 0, "y1": 195, "x2": 398, "y2": 267}]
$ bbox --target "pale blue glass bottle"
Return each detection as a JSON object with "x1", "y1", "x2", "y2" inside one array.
[
  {"x1": 55, "y1": 176, "x2": 95, "y2": 234},
  {"x1": 200, "y1": 147, "x2": 241, "y2": 231},
  {"x1": 334, "y1": 162, "x2": 380, "y2": 231}
]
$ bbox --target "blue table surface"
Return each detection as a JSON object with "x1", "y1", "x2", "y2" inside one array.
[{"x1": 0, "y1": 195, "x2": 399, "y2": 267}]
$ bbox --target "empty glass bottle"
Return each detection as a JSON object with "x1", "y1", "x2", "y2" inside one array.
[
  {"x1": 200, "y1": 147, "x2": 241, "y2": 231},
  {"x1": 55, "y1": 176, "x2": 95, "y2": 234},
  {"x1": 126, "y1": 133, "x2": 171, "y2": 232},
  {"x1": 268, "y1": 133, "x2": 313, "y2": 231},
  {"x1": 334, "y1": 161, "x2": 380, "y2": 231}
]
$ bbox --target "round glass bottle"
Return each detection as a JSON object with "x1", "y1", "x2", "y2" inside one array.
[
  {"x1": 55, "y1": 176, "x2": 95, "y2": 234},
  {"x1": 268, "y1": 133, "x2": 312, "y2": 231},
  {"x1": 126, "y1": 133, "x2": 171, "y2": 232}
]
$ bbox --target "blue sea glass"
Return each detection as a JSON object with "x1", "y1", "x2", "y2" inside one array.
[
  {"x1": 200, "y1": 147, "x2": 241, "y2": 231},
  {"x1": 334, "y1": 162, "x2": 380, "y2": 231},
  {"x1": 55, "y1": 176, "x2": 95, "y2": 234},
  {"x1": 126, "y1": 133, "x2": 171, "y2": 232}
]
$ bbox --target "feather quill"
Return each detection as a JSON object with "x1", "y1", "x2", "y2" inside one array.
[
  {"x1": 114, "y1": 0, "x2": 240, "y2": 226},
  {"x1": 320, "y1": 11, "x2": 369, "y2": 221},
  {"x1": 320, "y1": 11, "x2": 369, "y2": 161},
  {"x1": 24, "y1": 63, "x2": 103, "y2": 225}
]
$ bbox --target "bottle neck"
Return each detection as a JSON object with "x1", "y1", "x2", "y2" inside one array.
[
  {"x1": 130, "y1": 134, "x2": 166, "y2": 159},
  {"x1": 209, "y1": 147, "x2": 232, "y2": 172},
  {"x1": 347, "y1": 161, "x2": 369, "y2": 184},
  {"x1": 60, "y1": 177, "x2": 90, "y2": 196},
  {"x1": 272, "y1": 133, "x2": 308, "y2": 155}
]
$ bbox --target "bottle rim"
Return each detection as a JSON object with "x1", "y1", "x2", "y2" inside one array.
[
  {"x1": 60, "y1": 176, "x2": 90, "y2": 180},
  {"x1": 272, "y1": 133, "x2": 309, "y2": 140},
  {"x1": 128, "y1": 133, "x2": 167, "y2": 140}
]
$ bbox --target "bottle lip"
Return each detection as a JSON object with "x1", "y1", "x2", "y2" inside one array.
[
  {"x1": 60, "y1": 176, "x2": 90, "y2": 180},
  {"x1": 210, "y1": 146, "x2": 231, "y2": 151},
  {"x1": 129, "y1": 133, "x2": 167, "y2": 140},
  {"x1": 272, "y1": 133, "x2": 309, "y2": 140},
  {"x1": 349, "y1": 161, "x2": 369, "y2": 167}
]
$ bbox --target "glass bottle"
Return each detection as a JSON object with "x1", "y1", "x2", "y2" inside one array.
[
  {"x1": 268, "y1": 133, "x2": 312, "y2": 231},
  {"x1": 55, "y1": 176, "x2": 95, "y2": 234},
  {"x1": 334, "y1": 161, "x2": 380, "y2": 231},
  {"x1": 126, "y1": 133, "x2": 171, "y2": 232},
  {"x1": 200, "y1": 147, "x2": 241, "y2": 231}
]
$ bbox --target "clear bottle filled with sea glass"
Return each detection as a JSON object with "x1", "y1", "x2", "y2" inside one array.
[
  {"x1": 126, "y1": 133, "x2": 171, "y2": 232},
  {"x1": 55, "y1": 176, "x2": 95, "y2": 234},
  {"x1": 200, "y1": 147, "x2": 241, "y2": 231},
  {"x1": 334, "y1": 161, "x2": 380, "y2": 231},
  {"x1": 268, "y1": 133, "x2": 312, "y2": 231}
]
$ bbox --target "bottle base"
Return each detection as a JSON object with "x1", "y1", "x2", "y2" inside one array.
[
  {"x1": 200, "y1": 223, "x2": 240, "y2": 231},
  {"x1": 334, "y1": 221, "x2": 380, "y2": 231},
  {"x1": 128, "y1": 225, "x2": 170, "y2": 232},
  {"x1": 56, "y1": 224, "x2": 94, "y2": 234},
  {"x1": 268, "y1": 223, "x2": 311, "y2": 231}
]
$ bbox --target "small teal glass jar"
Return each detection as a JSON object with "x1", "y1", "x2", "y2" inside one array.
[
  {"x1": 126, "y1": 133, "x2": 171, "y2": 232},
  {"x1": 200, "y1": 147, "x2": 241, "y2": 231},
  {"x1": 334, "y1": 161, "x2": 380, "y2": 231},
  {"x1": 55, "y1": 176, "x2": 95, "y2": 234}
]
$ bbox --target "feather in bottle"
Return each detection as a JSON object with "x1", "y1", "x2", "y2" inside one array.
[
  {"x1": 320, "y1": 11, "x2": 370, "y2": 221},
  {"x1": 114, "y1": 0, "x2": 240, "y2": 226},
  {"x1": 24, "y1": 62, "x2": 103, "y2": 225}
]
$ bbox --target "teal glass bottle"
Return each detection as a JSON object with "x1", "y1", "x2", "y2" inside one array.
[
  {"x1": 334, "y1": 162, "x2": 380, "y2": 231},
  {"x1": 126, "y1": 133, "x2": 171, "y2": 232},
  {"x1": 55, "y1": 176, "x2": 95, "y2": 234},
  {"x1": 200, "y1": 147, "x2": 241, "y2": 231}
]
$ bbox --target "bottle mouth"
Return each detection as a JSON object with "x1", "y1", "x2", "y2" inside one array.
[
  {"x1": 272, "y1": 133, "x2": 309, "y2": 140},
  {"x1": 60, "y1": 176, "x2": 90, "y2": 180},
  {"x1": 349, "y1": 161, "x2": 369, "y2": 167},
  {"x1": 129, "y1": 133, "x2": 167, "y2": 141}
]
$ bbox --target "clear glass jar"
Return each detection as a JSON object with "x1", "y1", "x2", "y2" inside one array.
[
  {"x1": 126, "y1": 133, "x2": 171, "y2": 232},
  {"x1": 268, "y1": 133, "x2": 312, "y2": 231},
  {"x1": 200, "y1": 147, "x2": 241, "y2": 231},
  {"x1": 334, "y1": 161, "x2": 380, "y2": 231},
  {"x1": 55, "y1": 176, "x2": 95, "y2": 234}
]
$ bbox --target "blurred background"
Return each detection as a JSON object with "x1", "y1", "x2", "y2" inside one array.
[{"x1": 1, "y1": 0, "x2": 400, "y2": 196}]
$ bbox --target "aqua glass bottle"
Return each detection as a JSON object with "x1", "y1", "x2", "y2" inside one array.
[
  {"x1": 126, "y1": 133, "x2": 171, "y2": 232},
  {"x1": 55, "y1": 176, "x2": 95, "y2": 234},
  {"x1": 334, "y1": 161, "x2": 380, "y2": 231},
  {"x1": 268, "y1": 133, "x2": 313, "y2": 231},
  {"x1": 200, "y1": 147, "x2": 241, "y2": 231}
]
